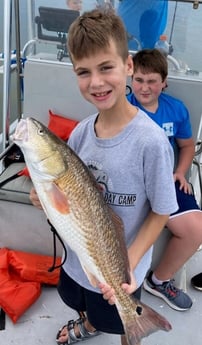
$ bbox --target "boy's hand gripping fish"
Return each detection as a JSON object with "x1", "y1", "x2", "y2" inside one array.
[{"x1": 12, "y1": 118, "x2": 172, "y2": 345}]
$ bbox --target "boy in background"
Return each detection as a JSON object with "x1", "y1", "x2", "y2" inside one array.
[{"x1": 128, "y1": 49, "x2": 202, "y2": 311}]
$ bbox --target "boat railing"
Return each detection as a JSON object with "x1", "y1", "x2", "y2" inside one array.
[
  {"x1": 1, "y1": 1, "x2": 202, "y2": 186},
  {"x1": 2, "y1": 0, "x2": 202, "y2": 152}
]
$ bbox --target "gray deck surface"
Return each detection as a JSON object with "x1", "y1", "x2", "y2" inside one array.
[{"x1": 0, "y1": 248, "x2": 201, "y2": 345}]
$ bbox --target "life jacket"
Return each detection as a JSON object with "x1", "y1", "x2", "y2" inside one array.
[{"x1": 0, "y1": 247, "x2": 61, "y2": 323}]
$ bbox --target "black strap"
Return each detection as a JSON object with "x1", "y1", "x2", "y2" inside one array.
[
  {"x1": 0, "y1": 173, "x2": 67, "y2": 272},
  {"x1": 0, "y1": 308, "x2": 6, "y2": 331},
  {"x1": 47, "y1": 219, "x2": 67, "y2": 272},
  {"x1": 0, "y1": 171, "x2": 22, "y2": 188},
  {"x1": 0, "y1": 170, "x2": 67, "y2": 272}
]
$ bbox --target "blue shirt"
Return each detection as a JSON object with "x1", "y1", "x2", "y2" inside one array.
[
  {"x1": 127, "y1": 92, "x2": 192, "y2": 167},
  {"x1": 117, "y1": 0, "x2": 168, "y2": 50}
]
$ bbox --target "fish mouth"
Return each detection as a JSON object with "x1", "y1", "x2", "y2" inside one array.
[{"x1": 12, "y1": 118, "x2": 28, "y2": 142}]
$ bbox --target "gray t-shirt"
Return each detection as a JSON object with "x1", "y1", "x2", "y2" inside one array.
[{"x1": 62, "y1": 109, "x2": 178, "y2": 290}]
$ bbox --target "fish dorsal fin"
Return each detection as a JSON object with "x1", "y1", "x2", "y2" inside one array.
[{"x1": 45, "y1": 182, "x2": 70, "y2": 215}]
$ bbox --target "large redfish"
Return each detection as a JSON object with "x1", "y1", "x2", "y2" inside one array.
[{"x1": 12, "y1": 117, "x2": 171, "y2": 345}]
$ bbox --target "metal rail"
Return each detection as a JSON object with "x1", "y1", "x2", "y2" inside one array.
[
  {"x1": 2, "y1": 0, "x2": 24, "y2": 153},
  {"x1": 1, "y1": 0, "x2": 202, "y2": 156},
  {"x1": 2, "y1": 0, "x2": 12, "y2": 151},
  {"x1": 14, "y1": 0, "x2": 23, "y2": 121},
  {"x1": 169, "y1": 0, "x2": 202, "y2": 7},
  {"x1": 169, "y1": 0, "x2": 202, "y2": 2}
]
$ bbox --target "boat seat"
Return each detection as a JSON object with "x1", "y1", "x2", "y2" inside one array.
[{"x1": 35, "y1": 7, "x2": 80, "y2": 61}]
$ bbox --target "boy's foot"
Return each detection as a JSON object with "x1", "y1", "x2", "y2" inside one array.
[
  {"x1": 191, "y1": 272, "x2": 202, "y2": 291},
  {"x1": 56, "y1": 312, "x2": 100, "y2": 345},
  {"x1": 143, "y1": 271, "x2": 193, "y2": 311}
]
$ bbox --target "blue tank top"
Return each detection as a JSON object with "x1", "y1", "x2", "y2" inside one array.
[{"x1": 118, "y1": 0, "x2": 168, "y2": 50}]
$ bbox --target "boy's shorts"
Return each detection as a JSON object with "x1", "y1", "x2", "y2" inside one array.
[
  {"x1": 170, "y1": 181, "x2": 200, "y2": 217},
  {"x1": 57, "y1": 267, "x2": 142, "y2": 334}
]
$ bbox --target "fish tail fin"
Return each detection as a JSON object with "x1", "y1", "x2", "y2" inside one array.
[{"x1": 121, "y1": 299, "x2": 172, "y2": 345}]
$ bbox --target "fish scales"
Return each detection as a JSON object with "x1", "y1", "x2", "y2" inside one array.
[
  {"x1": 43, "y1": 145, "x2": 126, "y2": 288},
  {"x1": 61, "y1": 180, "x2": 128, "y2": 288},
  {"x1": 12, "y1": 117, "x2": 172, "y2": 345},
  {"x1": 55, "y1": 161, "x2": 129, "y2": 286}
]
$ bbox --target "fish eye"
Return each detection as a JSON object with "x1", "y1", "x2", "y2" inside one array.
[{"x1": 37, "y1": 128, "x2": 44, "y2": 136}]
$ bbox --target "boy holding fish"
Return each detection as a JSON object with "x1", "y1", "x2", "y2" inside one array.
[{"x1": 29, "y1": 8, "x2": 178, "y2": 345}]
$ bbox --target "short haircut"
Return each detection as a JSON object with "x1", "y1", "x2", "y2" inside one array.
[
  {"x1": 132, "y1": 49, "x2": 168, "y2": 81},
  {"x1": 67, "y1": 9, "x2": 129, "y2": 63}
]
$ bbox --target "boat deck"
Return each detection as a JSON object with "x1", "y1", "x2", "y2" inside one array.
[{"x1": 1, "y1": 248, "x2": 201, "y2": 345}]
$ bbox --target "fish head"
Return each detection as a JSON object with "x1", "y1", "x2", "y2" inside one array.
[{"x1": 12, "y1": 117, "x2": 67, "y2": 181}]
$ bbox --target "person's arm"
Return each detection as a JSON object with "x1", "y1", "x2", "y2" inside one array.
[
  {"x1": 121, "y1": 210, "x2": 168, "y2": 295},
  {"x1": 128, "y1": 211, "x2": 169, "y2": 274},
  {"x1": 174, "y1": 137, "x2": 195, "y2": 193}
]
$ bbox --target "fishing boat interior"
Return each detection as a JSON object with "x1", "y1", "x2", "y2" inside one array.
[{"x1": 0, "y1": 1, "x2": 202, "y2": 344}]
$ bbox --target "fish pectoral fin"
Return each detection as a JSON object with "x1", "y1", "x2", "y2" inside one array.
[
  {"x1": 46, "y1": 183, "x2": 70, "y2": 214},
  {"x1": 82, "y1": 264, "x2": 99, "y2": 288}
]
